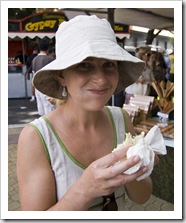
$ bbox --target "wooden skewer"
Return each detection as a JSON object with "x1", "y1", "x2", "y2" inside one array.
[
  {"x1": 163, "y1": 102, "x2": 174, "y2": 113},
  {"x1": 166, "y1": 84, "x2": 174, "y2": 98},
  {"x1": 152, "y1": 82, "x2": 162, "y2": 97},
  {"x1": 160, "y1": 81, "x2": 166, "y2": 97},
  {"x1": 166, "y1": 80, "x2": 172, "y2": 90}
]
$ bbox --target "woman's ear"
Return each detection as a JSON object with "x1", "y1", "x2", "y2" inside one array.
[{"x1": 57, "y1": 71, "x2": 65, "y2": 85}]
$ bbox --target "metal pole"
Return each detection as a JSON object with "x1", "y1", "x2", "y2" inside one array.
[
  {"x1": 108, "y1": 8, "x2": 115, "y2": 106},
  {"x1": 107, "y1": 8, "x2": 115, "y2": 30},
  {"x1": 22, "y1": 39, "x2": 28, "y2": 99}
]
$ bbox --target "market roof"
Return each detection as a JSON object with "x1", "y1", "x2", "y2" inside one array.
[{"x1": 61, "y1": 8, "x2": 174, "y2": 32}]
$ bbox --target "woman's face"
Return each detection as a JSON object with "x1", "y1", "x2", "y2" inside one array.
[
  {"x1": 58, "y1": 57, "x2": 119, "y2": 111},
  {"x1": 150, "y1": 53, "x2": 157, "y2": 63},
  {"x1": 141, "y1": 53, "x2": 151, "y2": 63}
]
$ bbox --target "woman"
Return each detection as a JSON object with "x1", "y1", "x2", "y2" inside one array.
[
  {"x1": 150, "y1": 51, "x2": 167, "y2": 82},
  {"x1": 124, "y1": 46, "x2": 155, "y2": 104},
  {"x1": 17, "y1": 15, "x2": 155, "y2": 211}
]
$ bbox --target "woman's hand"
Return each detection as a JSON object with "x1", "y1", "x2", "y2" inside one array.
[
  {"x1": 78, "y1": 146, "x2": 148, "y2": 200},
  {"x1": 136, "y1": 75, "x2": 145, "y2": 84}
]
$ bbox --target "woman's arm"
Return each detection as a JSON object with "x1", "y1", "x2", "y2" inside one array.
[
  {"x1": 125, "y1": 176, "x2": 152, "y2": 204},
  {"x1": 17, "y1": 125, "x2": 57, "y2": 210}
]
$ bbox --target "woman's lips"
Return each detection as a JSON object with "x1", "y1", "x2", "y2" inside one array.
[{"x1": 88, "y1": 88, "x2": 109, "y2": 95}]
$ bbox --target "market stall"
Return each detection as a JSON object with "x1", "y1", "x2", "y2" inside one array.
[
  {"x1": 8, "y1": 11, "x2": 130, "y2": 98},
  {"x1": 8, "y1": 11, "x2": 68, "y2": 98}
]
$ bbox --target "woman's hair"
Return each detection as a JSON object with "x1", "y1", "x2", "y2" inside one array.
[
  {"x1": 156, "y1": 52, "x2": 167, "y2": 69},
  {"x1": 138, "y1": 46, "x2": 151, "y2": 60},
  {"x1": 55, "y1": 99, "x2": 65, "y2": 107}
]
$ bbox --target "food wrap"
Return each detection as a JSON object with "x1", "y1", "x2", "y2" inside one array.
[{"x1": 115, "y1": 125, "x2": 167, "y2": 181}]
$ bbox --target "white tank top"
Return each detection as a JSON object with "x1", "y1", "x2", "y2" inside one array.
[{"x1": 30, "y1": 106, "x2": 127, "y2": 211}]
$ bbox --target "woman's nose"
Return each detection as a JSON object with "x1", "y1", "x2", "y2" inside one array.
[{"x1": 92, "y1": 68, "x2": 107, "y2": 84}]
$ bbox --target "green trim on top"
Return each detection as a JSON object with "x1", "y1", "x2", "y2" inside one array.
[
  {"x1": 105, "y1": 106, "x2": 117, "y2": 149},
  {"x1": 40, "y1": 107, "x2": 118, "y2": 170},
  {"x1": 29, "y1": 123, "x2": 51, "y2": 164},
  {"x1": 41, "y1": 116, "x2": 85, "y2": 170},
  {"x1": 120, "y1": 108, "x2": 127, "y2": 137}
]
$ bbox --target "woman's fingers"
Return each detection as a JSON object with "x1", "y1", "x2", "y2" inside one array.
[
  {"x1": 104, "y1": 155, "x2": 141, "y2": 179},
  {"x1": 110, "y1": 155, "x2": 141, "y2": 175},
  {"x1": 93, "y1": 146, "x2": 129, "y2": 169},
  {"x1": 105, "y1": 165, "x2": 149, "y2": 189},
  {"x1": 91, "y1": 146, "x2": 146, "y2": 180},
  {"x1": 84, "y1": 149, "x2": 149, "y2": 198},
  {"x1": 91, "y1": 148, "x2": 144, "y2": 181}
]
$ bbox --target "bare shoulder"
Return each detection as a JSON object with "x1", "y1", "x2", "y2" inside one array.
[
  {"x1": 18, "y1": 124, "x2": 43, "y2": 153},
  {"x1": 17, "y1": 124, "x2": 49, "y2": 168},
  {"x1": 19, "y1": 124, "x2": 38, "y2": 140}
]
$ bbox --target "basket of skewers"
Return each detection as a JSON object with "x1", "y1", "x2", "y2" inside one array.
[{"x1": 151, "y1": 80, "x2": 174, "y2": 115}]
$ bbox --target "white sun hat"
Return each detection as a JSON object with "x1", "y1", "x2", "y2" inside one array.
[{"x1": 33, "y1": 15, "x2": 145, "y2": 99}]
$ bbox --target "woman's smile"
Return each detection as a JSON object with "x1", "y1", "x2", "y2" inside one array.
[{"x1": 87, "y1": 87, "x2": 109, "y2": 96}]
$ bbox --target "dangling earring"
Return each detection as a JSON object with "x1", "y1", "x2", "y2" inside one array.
[{"x1": 62, "y1": 86, "x2": 68, "y2": 98}]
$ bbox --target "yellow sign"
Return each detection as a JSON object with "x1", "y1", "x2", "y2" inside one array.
[
  {"x1": 114, "y1": 25, "x2": 124, "y2": 32},
  {"x1": 25, "y1": 20, "x2": 57, "y2": 32}
]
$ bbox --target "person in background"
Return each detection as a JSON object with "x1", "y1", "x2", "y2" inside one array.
[
  {"x1": 135, "y1": 47, "x2": 139, "y2": 57},
  {"x1": 162, "y1": 49, "x2": 171, "y2": 81},
  {"x1": 15, "y1": 50, "x2": 27, "y2": 64},
  {"x1": 26, "y1": 47, "x2": 38, "y2": 102},
  {"x1": 150, "y1": 51, "x2": 167, "y2": 82},
  {"x1": 17, "y1": 15, "x2": 158, "y2": 211},
  {"x1": 125, "y1": 46, "x2": 155, "y2": 104},
  {"x1": 48, "y1": 45, "x2": 56, "y2": 59},
  {"x1": 32, "y1": 38, "x2": 55, "y2": 115},
  {"x1": 168, "y1": 48, "x2": 174, "y2": 82}
]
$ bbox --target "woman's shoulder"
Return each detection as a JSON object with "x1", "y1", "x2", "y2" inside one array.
[
  {"x1": 18, "y1": 122, "x2": 41, "y2": 147},
  {"x1": 18, "y1": 120, "x2": 48, "y2": 159},
  {"x1": 18, "y1": 116, "x2": 48, "y2": 146}
]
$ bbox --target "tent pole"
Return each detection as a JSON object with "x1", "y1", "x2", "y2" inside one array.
[
  {"x1": 108, "y1": 8, "x2": 115, "y2": 106},
  {"x1": 22, "y1": 39, "x2": 28, "y2": 99}
]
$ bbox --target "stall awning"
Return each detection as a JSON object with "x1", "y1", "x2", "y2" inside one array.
[
  {"x1": 8, "y1": 32, "x2": 130, "y2": 40},
  {"x1": 8, "y1": 32, "x2": 55, "y2": 39},
  {"x1": 115, "y1": 33, "x2": 130, "y2": 39}
]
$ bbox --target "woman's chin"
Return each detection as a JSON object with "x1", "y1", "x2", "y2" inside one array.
[{"x1": 84, "y1": 101, "x2": 108, "y2": 112}]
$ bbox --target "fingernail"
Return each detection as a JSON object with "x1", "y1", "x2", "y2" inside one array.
[
  {"x1": 143, "y1": 166, "x2": 148, "y2": 173},
  {"x1": 134, "y1": 155, "x2": 141, "y2": 162}
]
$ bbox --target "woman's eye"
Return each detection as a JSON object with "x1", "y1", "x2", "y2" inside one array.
[
  {"x1": 103, "y1": 61, "x2": 117, "y2": 69},
  {"x1": 77, "y1": 62, "x2": 91, "y2": 69}
]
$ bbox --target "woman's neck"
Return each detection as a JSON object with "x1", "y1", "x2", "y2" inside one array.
[{"x1": 57, "y1": 102, "x2": 106, "y2": 132}]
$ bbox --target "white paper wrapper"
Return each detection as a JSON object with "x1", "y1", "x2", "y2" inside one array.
[
  {"x1": 144, "y1": 125, "x2": 167, "y2": 155},
  {"x1": 115, "y1": 125, "x2": 166, "y2": 181}
]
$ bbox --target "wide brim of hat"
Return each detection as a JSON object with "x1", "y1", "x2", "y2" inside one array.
[{"x1": 33, "y1": 40, "x2": 145, "y2": 99}]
